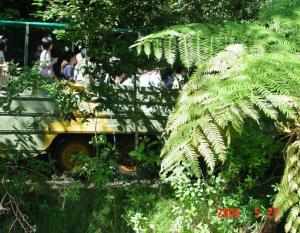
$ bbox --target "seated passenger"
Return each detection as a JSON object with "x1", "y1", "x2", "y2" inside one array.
[
  {"x1": 75, "y1": 48, "x2": 90, "y2": 83},
  {"x1": 162, "y1": 68, "x2": 176, "y2": 89},
  {"x1": 62, "y1": 52, "x2": 77, "y2": 81},
  {"x1": 172, "y1": 67, "x2": 186, "y2": 89},
  {"x1": 139, "y1": 69, "x2": 162, "y2": 88},
  {"x1": 60, "y1": 60, "x2": 68, "y2": 79}
]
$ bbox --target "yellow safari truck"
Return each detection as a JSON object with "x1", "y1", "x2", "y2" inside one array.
[
  {"x1": 0, "y1": 84, "x2": 177, "y2": 171},
  {"x1": 0, "y1": 20, "x2": 177, "y2": 171}
]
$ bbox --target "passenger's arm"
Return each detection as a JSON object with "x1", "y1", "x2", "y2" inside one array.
[
  {"x1": 0, "y1": 62, "x2": 6, "y2": 68},
  {"x1": 0, "y1": 60, "x2": 7, "y2": 70},
  {"x1": 0, "y1": 56, "x2": 5, "y2": 66}
]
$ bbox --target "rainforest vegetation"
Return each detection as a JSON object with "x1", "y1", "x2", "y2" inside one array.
[{"x1": 1, "y1": 0, "x2": 300, "y2": 232}]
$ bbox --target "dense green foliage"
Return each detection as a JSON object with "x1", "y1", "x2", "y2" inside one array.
[
  {"x1": 31, "y1": 0, "x2": 265, "y2": 76},
  {"x1": 1, "y1": 182, "x2": 173, "y2": 233},
  {"x1": 0, "y1": 63, "x2": 165, "y2": 232},
  {"x1": 0, "y1": 0, "x2": 34, "y2": 19},
  {"x1": 132, "y1": 0, "x2": 300, "y2": 232},
  {"x1": 1, "y1": 0, "x2": 299, "y2": 233}
]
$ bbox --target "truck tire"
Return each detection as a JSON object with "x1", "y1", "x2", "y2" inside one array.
[
  {"x1": 56, "y1": 139, "x2": 92, "y2": 171},
  {"x1": 116, "y1": 136, "x2": 137, "y2": 176}
]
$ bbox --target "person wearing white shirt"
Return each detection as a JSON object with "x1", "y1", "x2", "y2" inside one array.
[
  {"x1": 0, "y1": 37, "x2": 7, "y2": 68},
  {"x1": 172, "y1": 67, "x2": 186, "y2": 89},
  {"x1": 39, "y1": 36, "x2": 57, "y2": 78},
  {"x1": 0, "y1": 37, "x2": 8, "y2": 89},
  {"x1": 139, "y1": 69, "x2": 162, "y2": 88},
  {"x1": 0, "y1": 50, "x2": 5, "y2": 66}
]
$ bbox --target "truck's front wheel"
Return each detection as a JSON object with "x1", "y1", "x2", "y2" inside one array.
[{"x1": 56, "y1": 139, "x2": 92, "y2": 171}]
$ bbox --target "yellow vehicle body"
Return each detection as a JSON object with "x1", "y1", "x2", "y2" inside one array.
[{"x1": 0, "y1": 85, "x2": 176, "y2": 170}]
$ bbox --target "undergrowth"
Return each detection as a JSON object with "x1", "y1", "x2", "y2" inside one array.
[{"x1": 0, "y1": 182, "x2": 173, "y2": 233}]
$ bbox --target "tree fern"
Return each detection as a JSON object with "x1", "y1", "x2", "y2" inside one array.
[
  {"x1": 133, "y1": 0, "x2": 300, "y2": 231},
  {"x1": 165, "y1": 50, "x2": 300, "y2": 177}
]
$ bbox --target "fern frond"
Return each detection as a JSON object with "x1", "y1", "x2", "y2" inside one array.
[
  {"x1": 250, "y1": 95, "x2": 278, "y2": 120},
  {"x1": 153, "y1": 39, "x2": 163, "y2": 61},
  {"x1": 161, "y1": 140, "x2": 189, "y2": 173},
  {"x1": 178, "y1": 35, "x2": 193, "y2": 68},
  {"x1": 143, "y1": 42, "x2": 151, "y2": 57},
  {"x1": 274, "y1": 140, "x2": 300, "y2": 232},
  {"x1": 183, "y1": 144, "x2": 200, "y2": 177},
  {"x1": 197, "y1": 116, "x2": 226, "y2": 159},
  {"x1": 163, "y1": 36, "x2": 177, "y2": 65},
  {"x1": 136, "y1": 43, "x2": 142, "y2": 55},
  {"x1": 197, "y1": 135, "x2": 215, "y2": 170}
]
